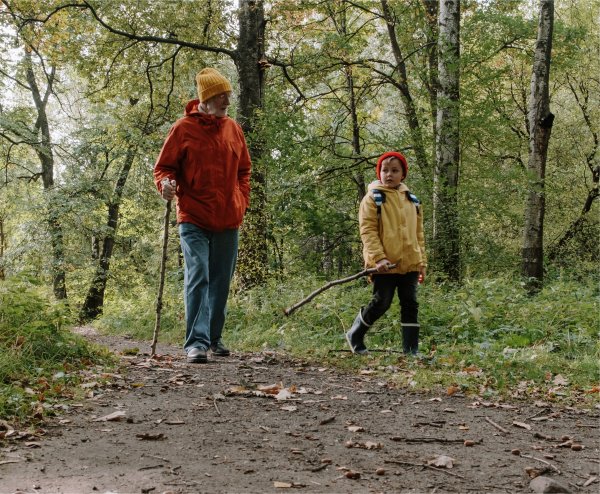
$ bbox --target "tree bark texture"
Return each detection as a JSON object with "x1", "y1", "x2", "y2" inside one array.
[
  {"x1": 521, "y1": 0, "x2": 554, "y2": 290},
  {"x1": 344, "y1": 62, "x2": 366, "y2": 201},
  {"x1": 434, "y1": 0, "x2": 460, "y2": 281},
  {"x1": 234, "y1": 0, "x2": 269, "y2": 289},
  {"x1": 0, "y1": 215, "x2": 5, "y2": 280},
  {"x1": 80, "y1": 146, "x2": 136, "y2": 321},
  {"x1": 381, "y1": 0, "x2": 431, "y2": 175},
  {"x1": 421, "y1": 0, "x2": 440, "y2": 138},
  {"x1": 24, "y1": 50, "x2": 68, "y2": 299}
]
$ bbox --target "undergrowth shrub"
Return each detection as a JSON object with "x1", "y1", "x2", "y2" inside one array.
[
  {"x1": 0, "y1": 278, "x2": 112, "y2": 424},
  {"x1": 96, "y1": 271, "x2": 599, "y2": 403}
]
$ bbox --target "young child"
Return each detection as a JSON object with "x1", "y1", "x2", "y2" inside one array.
[{"x1": 346, "y1": 151, "x2": 427, "y2": 355}]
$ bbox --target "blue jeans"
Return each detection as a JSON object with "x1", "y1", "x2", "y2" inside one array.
[{"x1": 178, "y1": 223, "x2": 239, "y2": 352}]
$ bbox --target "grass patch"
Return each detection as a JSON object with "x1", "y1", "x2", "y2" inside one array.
[
  {"x1": 0, "y1": 278, "x2": 114, "y2": 427},
  {"x1": 96, "y1": 273, "x2": 600, "y2": 406}
]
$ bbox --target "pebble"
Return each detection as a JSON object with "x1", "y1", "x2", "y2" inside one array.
[{"x1": 530, "y1": 476, "x2": 571, "y2": 493}]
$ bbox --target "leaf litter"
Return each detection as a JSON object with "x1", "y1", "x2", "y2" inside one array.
[{"x1": 1, "y1": 331, "x2": 598, "y2": 493}]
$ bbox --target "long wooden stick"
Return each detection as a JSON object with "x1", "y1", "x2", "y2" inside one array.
[
  {"x1": 284, "y1": 264, "x2": 395, "y2": 316},
  {"x1": 151, "y1": 200, "x2": 172, "y2": 356}
]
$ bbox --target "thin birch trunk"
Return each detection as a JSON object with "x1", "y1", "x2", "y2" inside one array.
[
  {"x1": 434, "y1": 0, "x2": 460, "y2": 281},
  {"x1": 522, "y1": 0, "x2": 554, "y2": 291}
]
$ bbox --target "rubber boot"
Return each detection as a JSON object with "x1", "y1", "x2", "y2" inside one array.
[
  {"x1": 345, "y1": 310, "x2": 370, "y2": 355},
  {"x1": 402, "y1": 324, "x2": 420, "y2": 355}
]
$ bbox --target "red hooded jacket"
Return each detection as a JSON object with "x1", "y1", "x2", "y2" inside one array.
[{"x1": 154, "y1": 99, "x2": 252, "y2": 231}]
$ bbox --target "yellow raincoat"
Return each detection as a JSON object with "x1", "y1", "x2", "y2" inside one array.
[{"x1": 359, "y1": 181, "x2": 427, "y2": 274}]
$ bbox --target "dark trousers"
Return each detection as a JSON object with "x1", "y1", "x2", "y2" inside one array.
[{"x1": 361, "y1": 272, "x2": 419, "y2": 327}]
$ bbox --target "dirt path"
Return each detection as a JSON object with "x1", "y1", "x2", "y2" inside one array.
[{"x1": 1, "y1": 328, "x2": 599, "y2": 494}]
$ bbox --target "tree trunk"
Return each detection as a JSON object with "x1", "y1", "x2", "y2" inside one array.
[
  {"x1": 24, "y1": 50, "x2": 68, "y2": 299},
  {"x1": 344, "y1": 62, "x2": 366, "y2": 201},
  {"x1": 79, "y1": 146, "x2": 136, "y2": 321},
  {"x1": 234, "y1": 0, "x2": 268, "y2": 289},
  {"x1": 381, "y1": 0, "x2": 431, "y2": 174},
  {"x1": 0, "y1": 214, "x2": 5, "y2": 280},
  {"x1": 433, "y1": 0, "x2": 460, "y2": 282},
  {"x1": 521, "y1": 0, "x2": 554, "y2": 292},
  {"x1": 421, "y1": 0, "x2": 439, "y2": 138}
]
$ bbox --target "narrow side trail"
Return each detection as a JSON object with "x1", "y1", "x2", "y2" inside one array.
[{"x1": 1, "y1": 327, "x2": 598, "y2": 494}]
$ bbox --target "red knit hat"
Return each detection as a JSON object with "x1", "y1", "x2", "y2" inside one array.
[{"x1": 376, "y1": 151, "x2": 408, "y2": 180}]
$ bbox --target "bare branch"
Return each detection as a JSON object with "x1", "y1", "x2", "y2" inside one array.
[{"x1": 3, "y1": 0, "x2": 236, "y2": 59}]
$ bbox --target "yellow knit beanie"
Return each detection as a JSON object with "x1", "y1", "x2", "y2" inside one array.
[{"x1": 195, "y1": 68, "x2": 232, "y2": 103}]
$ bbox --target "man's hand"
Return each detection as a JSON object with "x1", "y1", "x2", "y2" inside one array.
[{"x1": 161, "y1": 178, "x2": 176, "y2": 201}]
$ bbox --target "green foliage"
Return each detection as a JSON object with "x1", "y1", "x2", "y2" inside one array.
[
  {"x1": 0, "y1": 278, "x2": 113, "y2": 425},
  {"x1": 0, "y1": 0, "x2": 598, "y2": 413},
  {"x1": 225, "y1": 273, "x2": 598, "y2": 403},
  {"x1": 95, "y1": 269, "x2": 599, "y2": 404},
  {"x1": 95, "y1": 277, "x2": 185, "y2": 345}
]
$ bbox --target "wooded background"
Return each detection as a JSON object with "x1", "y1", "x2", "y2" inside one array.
[{"x1": 0, "y1": 0, "x2": 597, "y2": 322}]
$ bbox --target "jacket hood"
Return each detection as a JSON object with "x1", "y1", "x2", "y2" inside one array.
[
  {"x1": 184, "y1": 99, "x2": 229, "y2": 126},
  {"x1": 367, "y1": 180, "x2": 409, "y2": 194}
]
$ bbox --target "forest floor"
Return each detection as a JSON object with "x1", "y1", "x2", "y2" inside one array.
[{"x1": 1, "y1": 327, "x2": 599, "y2": 494}]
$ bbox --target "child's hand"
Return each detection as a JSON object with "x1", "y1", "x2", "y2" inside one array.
[{"x1": 376, "y1": 259, "x2": 392, "y2": 272}]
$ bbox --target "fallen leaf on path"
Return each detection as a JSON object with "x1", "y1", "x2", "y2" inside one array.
[
  {"x1": 94, "y1": 411, "x2": 127, "y2": 422},
  {"x1": 552, "y1": 375, "x2": 569, "y2": 386},
  {"x1": 525, "y1": 467, "x2": 541, "y2": 478},
  {"x1": 347, "y1": 426, "x2": 364, "y2": 432},
  {"x1": 258, "y1": 383, "x2": 284, "y2": 394},
  {"x1": 427, "y1": 455, "x2": 455, "y2": 468},
  {"x1": 513, "y1": 421, "x2": 532, "y2": 430},
  {"x1": 275, "y1": 388, "x2": 293, "y2": 401},
  {"x1": 331, "y1": 395, "x2": 347, "y2": 400},
  {"x1": 280, "y1": 405, "x2": 297, "y2": 412},
  {"x1": 447, "y1": 385, "x2": 460, "y2": 396},
  {"x1": 136, "y1": 433, "x2": 166, "y2": 441},
  {"x1": 345, "y1": 440, "x2": 383, "y2": 450},
  {"x1": 463, "y1": 364, "x2": 481, "y2": 372}
]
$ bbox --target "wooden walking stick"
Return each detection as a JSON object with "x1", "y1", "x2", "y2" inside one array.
[
  {"x1": 151, "y1": 193, "x2": 173, "y2": 356},
  {"x1": 284, "y1": 264, "x2": 396, "y2": 316}
]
